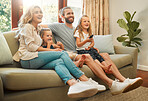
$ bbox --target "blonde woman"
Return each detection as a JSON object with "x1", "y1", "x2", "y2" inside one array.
[{"x1": 13, "y1": 5, "x2": 107, "y2": 98}]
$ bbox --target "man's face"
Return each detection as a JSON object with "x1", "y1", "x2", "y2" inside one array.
[{"x1": 63, "y1": 9, "x2": 74, "y2": 24}]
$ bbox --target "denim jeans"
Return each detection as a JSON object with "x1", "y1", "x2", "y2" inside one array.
[{"x1": 21, "y1": 51, "x2": 84, "y2": 84}]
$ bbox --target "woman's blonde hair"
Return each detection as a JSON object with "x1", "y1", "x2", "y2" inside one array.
[
  {"x1": 74, "y1": 15, "x2": 92, "y2": 39},
  {"x1": 18, "y1": 5, "x2": 41, "y2": 28}
]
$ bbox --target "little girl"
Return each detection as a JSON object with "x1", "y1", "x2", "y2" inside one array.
[
  {"x1": 40, "y1": 28, "x2": 86, "y2": 67},
  {"x1": 74, "y1": 15, "x2": 112, "y2": 73}
]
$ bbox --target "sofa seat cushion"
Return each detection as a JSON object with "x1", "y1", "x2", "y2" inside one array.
[
  {"x1": 109, "y1": 54, "x2": 132, "y2": 69},
  {"x1": 0, "y1": 68, "x2": 65, "y2": 91}
]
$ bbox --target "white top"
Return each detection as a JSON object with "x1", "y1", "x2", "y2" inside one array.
[
  {"x1": 13, "y1": 24, "x2": 42, "y2": 62},
  {"x1": 74, "y1": 30, "x2": 91, "y2": 50}
]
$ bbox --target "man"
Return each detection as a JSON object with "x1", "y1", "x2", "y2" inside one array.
[
  {"x1": 42, "y1": 7, "x2": 76, "y2": 52},
  {"x1": 41, "y1": 7, "x2": 143, "y2": 95}
]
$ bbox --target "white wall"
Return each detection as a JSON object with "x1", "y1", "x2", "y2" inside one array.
[{"x1": 109, "y1": 0, "x2": 148, "y2": 70}]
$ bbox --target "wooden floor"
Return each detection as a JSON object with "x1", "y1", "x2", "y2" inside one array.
[{"x1": 136, "y1": 69, "x2": 148, "y2": 88}]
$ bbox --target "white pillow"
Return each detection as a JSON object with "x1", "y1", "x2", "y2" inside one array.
[
  {"x1": 0, "y1": 33, "x2": 13, "y2": 65},
  {"x1": 94, "y1": 35, "x2": 115, "y2": 54}
]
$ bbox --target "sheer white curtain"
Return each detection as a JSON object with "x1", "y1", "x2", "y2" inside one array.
[{"x1": 83, "y1": 0, "x2": 109, "y2": 35}]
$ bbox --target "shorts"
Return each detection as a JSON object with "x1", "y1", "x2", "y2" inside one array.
[{"x1": 77, "y1": 48, "x2": 104, "y2": 63}]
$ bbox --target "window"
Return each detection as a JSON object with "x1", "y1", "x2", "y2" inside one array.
[
  {"x1": 11, "y1": 0, "x2": 83, "y2": 29},
  {"x1": 23, "y1": 0, "x2": 58, "y2": 24},
  {"x1": 0, "y1": 0, "x2": 11, "y2": 32},
  {"x1": 67, "y1": 0, "x2": 83, "y2": 27}
]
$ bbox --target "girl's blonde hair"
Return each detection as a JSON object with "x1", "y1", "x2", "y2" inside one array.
[
  {"x1": 18, "y1": 5, "x2": 42, "y2": 28},
  {"x1": 40, "y1": 28, "x2": 51, "y2": 45},
  {"x1": 74, "y1": 15, "x2": 92, "y2": 39},
  {"x1": 40, "y1": 28, "x2": 51, "y2": 38}
]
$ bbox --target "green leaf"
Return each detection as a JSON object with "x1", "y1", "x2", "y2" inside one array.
[
  {"x1": 117, "y1": 36, "x2": 128, "y2": 42},
  {"x1": 133, "y1": 37, "x2": 142, "y2": 41},
  {"x1": 134, "y1": 41, "x2": 142, "y2": 46},
  {"x1": 123, "y1": 11, "x2": 131, "y2": 23},
  {"x1": 134, "y1": 29, "x2": 141, "y2": 37},
  {"x1": 117, "y1": 19, "x2": 129, "y2": 31},
  {"x1": 131, "y1": 11, "x2": 136, "y2": 21},
  {"x1": 130, "y1": 21, "x2": 139, "y2": 31}
]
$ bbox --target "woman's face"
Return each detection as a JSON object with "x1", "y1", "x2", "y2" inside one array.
[
  {"x1": 42, "y1": 31, "x2": 53, "y2": 43},
  {"x1": 32, "y1": 7, "x2": 43, "y2": 24},
  {"x1": 81, "y1": 17, "x2": 90, "y2": 30}
]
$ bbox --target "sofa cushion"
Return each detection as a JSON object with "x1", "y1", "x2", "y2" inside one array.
[
  {"x1": 0, "y1": 68, "x2": 65, "y2": 90},
  {"x1": 109, "y1": 54, "x2": 132, "y2": 69},
  {"x1": 3, "y1": 31, "x2": 19, "y2": 56},
  {"x1": 0, "y1": 65, "x2": 96, "y2": 91},
  {"x1": 94, "y1": 35, "x2": 115, "y2": 54},
  {"x1": 0, "y1": 33, "x2": 13, "y2": 65}
]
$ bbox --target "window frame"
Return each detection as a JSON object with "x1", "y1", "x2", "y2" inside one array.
[{"x1": 11, "y1": 0, "x2": 67, "y2": 29}]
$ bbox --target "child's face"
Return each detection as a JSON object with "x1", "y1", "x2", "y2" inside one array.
[
  {"x1": 42, "y1": 30, "x2": 53, "y2": 42},
  {"x1": 81, "y1": 17, "x2": 90, "y2": 30}
]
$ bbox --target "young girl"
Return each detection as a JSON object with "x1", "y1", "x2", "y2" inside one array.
[
  {"x1": 40, "y1": 28, "x2": 86, "y2": 67},
  {"x1": 74, "y1": 15, "x2": 112, "y2": 73}
]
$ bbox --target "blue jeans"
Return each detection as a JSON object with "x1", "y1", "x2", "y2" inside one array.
[{"x1": 20, "y1": 51, "x2": 84, "y2": 84}]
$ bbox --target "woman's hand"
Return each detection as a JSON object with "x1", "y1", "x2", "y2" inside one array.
[{"x1": 54, "y1": 48, "x2": 63, "y2": 51}]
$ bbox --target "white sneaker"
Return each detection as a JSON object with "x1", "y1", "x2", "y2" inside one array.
[
  {"x1": 67, "y1": 81, "x2": 98, "y2": 98},
  {"x1": 123, "y1": 77, "x2": 143, "y2": 92},
  {"x1": 87, "y1": 78, "x2": 106, "y2": 92},
  {"x1": 110, "y1": 81, "x2": 131, "y2": 95}
]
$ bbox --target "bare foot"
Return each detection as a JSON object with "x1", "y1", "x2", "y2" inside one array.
[
  {"x1": 105, "y1": 65, "x2": 113, "y2": 74},
  {"x1": 75, "y1": 55, "x2": 86, "y2": 68}
]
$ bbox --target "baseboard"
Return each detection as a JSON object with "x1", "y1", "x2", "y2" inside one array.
[{"x1": 138, "y1": 64, "x2": 148, "y2": 71}]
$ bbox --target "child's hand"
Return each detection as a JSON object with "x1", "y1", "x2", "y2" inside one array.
[
  {"x1": 85, "y1": 47, "x2": 91, "y2": 50},
  {"x1": 93, "y1": 47, "x2": 100, "y2": 53},
  {"x1": 47, "y1": 40, "x2": 53, "y2": 45},
  {"x1": 86, "y1": 36, "x2": 93, "y2": 42},
  {"x1": 57, "y1": 41, "x2": 62, "y2": 46},
  {"x1": 56, "y1": 41, "x2": 64, "y2": 50}
]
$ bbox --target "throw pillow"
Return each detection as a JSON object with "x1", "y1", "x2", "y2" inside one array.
[
  {"x1": 94, "y1": 34, "x2": 115, "y2": 54},
  {"x1": 0, "y1": 33, "x2": 13, "y2": 65}
]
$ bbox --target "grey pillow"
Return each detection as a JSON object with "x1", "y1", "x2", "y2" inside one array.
[
  {"x1": 94, "y1": 35, "x2": 115, "y2": 54},
  {"x1": 0, "y1": 33, "x2": 13, "y2": 65}
]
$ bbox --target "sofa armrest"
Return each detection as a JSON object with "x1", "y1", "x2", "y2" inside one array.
[
  {"x1": 114, "y1": 45, "x2": 138, "y2": 71},
  {"x1": 0, "y1": 77, "x2": 4, "y2": 101}
]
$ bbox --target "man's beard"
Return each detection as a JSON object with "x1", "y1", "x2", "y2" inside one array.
[{"x1": 65, "y1": 17, "x2": 74, "y2": 24}]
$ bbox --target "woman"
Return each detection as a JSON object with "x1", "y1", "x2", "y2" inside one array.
[{"x1": 12, "y1": 5, "x2": 106, "y2": 98}]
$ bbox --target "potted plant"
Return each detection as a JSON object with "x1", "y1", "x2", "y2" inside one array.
[{"x1": 117, "y1": 11, "x2": 142, "y2": 52}]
